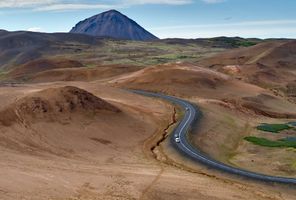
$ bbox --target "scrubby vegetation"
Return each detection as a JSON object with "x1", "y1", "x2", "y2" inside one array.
[
  {"x1": 245, "y1": 136, "x2": 296, "y2": 148},
  {"x1": 237, "y1": 41, "x2": 258, "y2": 47},
  {"x1": 256, "y1": 123, "x2": 293, "y2": 133},
  {"x1": 209, "y1": 37, "x2": 260, "y2": 48},
  {"x1": 245, "y1": 122, "x2": 296, "y2": 148}
]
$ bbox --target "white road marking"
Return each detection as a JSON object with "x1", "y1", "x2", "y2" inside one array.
[{"x1": 178, "y1": 106, "x2": 192, "y2": 138}]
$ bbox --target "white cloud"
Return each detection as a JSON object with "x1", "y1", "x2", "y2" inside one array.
[
  {"x1": 0, "y1": 0, "x2": 193, "y2": 11},
  {"x1": 124, "y1": 0, "x2": 192, "y2": 5},
  {"x1": 27, "y1": 27, "x2": 42, "y2": 32},
  {"x1": 156, "y1": 27, "x2": 296, "y2": 39},
  {"x1": 152, "y1": 20, "x2": 296, "y2": 39},
  {"x1": 151, "y1": 20, "x2": 296, "y2": 30},
  {"x1": 35, "y1": 3, "x2": 112, "y2": 11},
  {"x1": 0, "y1": 0, "x2": 56, "y2": 8},
  {"x1": 201, "y1": 0, "x2": 226, "y2": 3}
]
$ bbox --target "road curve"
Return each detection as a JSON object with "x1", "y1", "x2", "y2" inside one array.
[{"x1": 131, "y1": 90, "x2": 296, "y2": 185}]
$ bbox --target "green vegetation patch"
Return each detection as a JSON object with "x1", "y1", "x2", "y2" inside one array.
[
  {"x1": 210, "y1": 37, "x2": 260, "y2": 48},
  {"x1": 244, "y1": 136, "x2": 296, "y2": 148},
  {"x1": 256, "y1": 123, "x2": 293, "y2": 133},
  {"x1": 237, "y1": 41, "x2": 257, "y2": 47}
]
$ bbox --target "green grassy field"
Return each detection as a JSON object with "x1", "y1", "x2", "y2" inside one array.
[
  {"x1": 256, "y1": 123, "x2": 293, "y2": 133},
  {"x1": 245, "y1": 136, "x2": 296, "y2": 148},
  {"x1": 245, "y1": 122, "x2": 296, "y2": 148}
]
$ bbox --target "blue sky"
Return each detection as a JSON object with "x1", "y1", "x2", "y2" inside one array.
[{"x1": 0, "y1": 0, "x2": 296, "y2": 39}]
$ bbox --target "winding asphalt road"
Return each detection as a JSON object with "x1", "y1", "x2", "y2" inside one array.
[{"x1": 132, "y1": 90, "x2": 296, "y2": 184}]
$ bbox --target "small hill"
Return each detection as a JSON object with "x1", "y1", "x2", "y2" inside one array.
[
  {"x1": 197, "y1": 40, "x2": 296, "y2": 99},
  {"x1": 258, "y1": 40, "x2": 296, "y2": 69},
  {"x1": 70, "y1": 10, "x2": 158, "y2": 41},
  {"x1": 0, "y1": 86, "x2": 120, "y2": 126},
  {"x1": 111, "y1": 62, "x2": 296, "y2": 118},
  {"x1": 161, "y1": 37, "x2": 262, "y2": 48},
  {"x1": 8, "y1": 58, "x2": 85, "y2": 79},
  {"x1": 110, "y1": 63, "x2": 262, "y2": 98},
  {"x1": 29, "y1": 64, "x2": 140, "y2": 83},
  {"x1": 198, "y1": 40, "x2": 288, "y2": 67}
]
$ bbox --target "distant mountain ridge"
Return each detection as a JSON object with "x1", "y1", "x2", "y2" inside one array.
[
  {"x1": 0, "y1": 30, "x2": 265, "y2": 72},
  {"x1": 70, "y1": 10, "x2": 158, "y2": 41}
]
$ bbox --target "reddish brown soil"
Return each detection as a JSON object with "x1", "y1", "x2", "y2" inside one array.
[{"x1": 9, "y1": 58, "x2": 85, "y2": 78}]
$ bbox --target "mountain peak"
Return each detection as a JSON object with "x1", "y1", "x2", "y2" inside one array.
[
  {"x1": 97, "y1": 9, "x2": 121, "y2": 16},
  {"x1": 105, "y1": 9, "x2": 120, "y2": 13},
  {"x1": 70, "y1": 10, "x2": 158, "y2": 41}
]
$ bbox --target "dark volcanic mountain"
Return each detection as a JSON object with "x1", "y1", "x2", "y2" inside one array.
[{"x1": 70, "y1": 10, "x2": 158, "y2": 41}]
